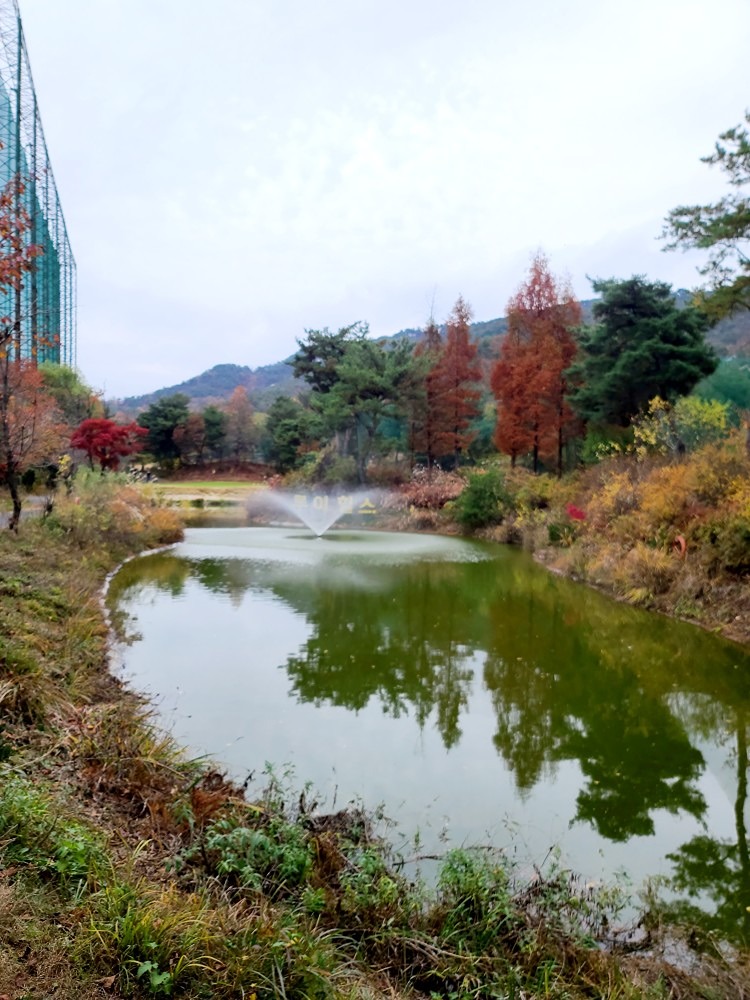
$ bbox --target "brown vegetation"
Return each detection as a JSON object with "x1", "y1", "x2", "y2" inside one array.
[{"x1": 527, "y1": 430, "x2": 750, "y2": 644}]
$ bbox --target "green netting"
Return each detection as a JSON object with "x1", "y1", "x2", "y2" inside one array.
[{"x1": 0, "y1": 0, "x2": 76, "y2": 367}]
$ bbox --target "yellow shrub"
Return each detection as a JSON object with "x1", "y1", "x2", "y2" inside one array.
[
  {"x1": 610, "y1": 542, "x2": 678, "y2": 601},
  {"x1": 586, "y1": 471, "x2": 640, "y2": 528},
  {"x1": 729, "y1": 477, "x2": 750, "y2": 518},
  {"x1": 585, "y1": 544, "x2": 629, "y2": 588},
  {"x1": 141, "y1": 507, "x2": 184, "y2": 546},
  {"x1": 637, "y1": 463, "x2": 693, "y2": 530},
  {"x1": 688, "y1": 438, "x2": 748, "y2": 506},
  {"x1": 48, "y1": 472, "x2": 184, "y2": 551}
]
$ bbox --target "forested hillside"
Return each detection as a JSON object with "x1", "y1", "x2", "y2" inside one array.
[
  {"x1": 116, "y1": 360, "x2": 301, "y2": 413},
  {"x1": 112, "y1": 298, "x2": 750, "y2": 416}
]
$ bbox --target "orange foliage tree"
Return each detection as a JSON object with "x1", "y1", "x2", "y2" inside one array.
[
  {"x1": 491, "y1": 253, "x2": 581, "y2": 474},
  {"x1": 224, "y1": 386, "x2": 255, "y2": 462},
  {"x1": 1, "y1": 360, "x2": 65, "y2": 528},
  {"x1": 0, "y1": 173, "x2": 59, "y2": 530},
  {"x1": 173, "y1": 412, "x2": 207, "y2": 465},
  {"x1": 428, "y1": 296, "x2": 482, "y2": 468}
]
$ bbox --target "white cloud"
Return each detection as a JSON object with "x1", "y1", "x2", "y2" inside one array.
[{"x1": 16, "y1": 0, "x2": 750, "y2": 395}]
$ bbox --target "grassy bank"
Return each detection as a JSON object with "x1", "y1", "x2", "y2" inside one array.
[
  {"x1": 0, "y1": 472, "x2": 748, "y2": 998},
  {"x1": 381, "y1": 431, "x2": 750, "y2": 646},
  {"x1": 537, "y1": 430, "x2": 750, "y2": 646}
]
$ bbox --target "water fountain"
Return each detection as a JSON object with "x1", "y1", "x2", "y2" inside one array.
[{"x1": 247, "y1": 488, "x2": 381, "y2": 536}]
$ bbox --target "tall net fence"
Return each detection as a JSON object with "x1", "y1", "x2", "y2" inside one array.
[{"x1": 0, "y1": 0, "x2": 75, "y2": 367}]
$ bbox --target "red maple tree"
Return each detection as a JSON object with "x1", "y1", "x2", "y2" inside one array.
[
  {"x1": 428, "y1": 296, "x2": 482, "y2": 468},
  {"x1": 491, "y1": 253, "x2": 581, "y2": 474},
  {"x1": 0, "y1": 171, "x2": 49, "y2": 529},
  {"x1": 70, "y1": 418, "x2": 147, "y2": 471}
]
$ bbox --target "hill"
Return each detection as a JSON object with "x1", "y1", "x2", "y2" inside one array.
[
  {"x1": 114, "y1": 360, "x2": 302, "y2": 415},
  {"x1": 112, "y1": 300, "x2": 750, "y2": 413}
]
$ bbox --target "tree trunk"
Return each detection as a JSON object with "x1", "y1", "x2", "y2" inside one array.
[
  {"x1": 0, "y1": 354, "x2": 22, "y2": 531},
  {"x1": 6, "y1": 467, "x2": 21, "y2": 531}
]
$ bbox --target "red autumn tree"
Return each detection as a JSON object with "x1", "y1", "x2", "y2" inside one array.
[
  {"x1": 491, "y1": 253, "x2": 581, "y2": 474},
  {"x1": 0, "y1": 172, "x2": 49, "y2": 529},
  {"x1": 70, "y1": 418, "x2": 147, "y2": 471},
  {"x1": 492, "y1": 337, "x2": 539, "y2": 466},
  {"x1": 428, "y1": 296, "x2": 482, "y2": 468},
  {"x1": 173, "y1": 412, "x2": 206, "y2": 465}
]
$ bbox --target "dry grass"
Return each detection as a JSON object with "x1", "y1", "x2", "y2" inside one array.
[{"x1": 539, "y1": 432, "x2": 750, "y2": 641}]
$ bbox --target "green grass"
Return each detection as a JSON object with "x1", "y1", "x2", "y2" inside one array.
[{"x1": 150, "y1": 481, "x2": 264, "y2": 491}]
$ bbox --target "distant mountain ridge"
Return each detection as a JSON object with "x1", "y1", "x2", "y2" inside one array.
[
  {"x1": 112, "y1": 298, "x2": 750, "y2": 413},
  {"x1": 115, "y1": 360, "x2": 302, "y2": 413}
]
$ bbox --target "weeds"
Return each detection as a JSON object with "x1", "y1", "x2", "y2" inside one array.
[
  {"x1": 0, "y1": 774, "x2": 108, "y2": 896},
  {"x1": 86, "y1": 881, "x2": 219, "y2": 996},
  {"x1": 69, "y1": 698, "x2": 198, "y2": 807}
]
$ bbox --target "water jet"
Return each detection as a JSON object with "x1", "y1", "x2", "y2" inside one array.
[{"x1": 247, "y1": 488, "x2": 381, "y2": 536}]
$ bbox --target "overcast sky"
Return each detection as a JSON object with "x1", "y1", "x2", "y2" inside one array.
[{"x1": 17, "y1": 0, "x2": 750, "y2": 398}]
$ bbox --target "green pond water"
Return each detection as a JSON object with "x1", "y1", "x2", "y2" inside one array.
[{"x1": 110, "y1": 525, "x2": 750, "y2": 939}]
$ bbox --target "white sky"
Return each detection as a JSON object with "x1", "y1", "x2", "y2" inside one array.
[{"x1": 17, "y1": 0, "x2": 750, "y2": 398}]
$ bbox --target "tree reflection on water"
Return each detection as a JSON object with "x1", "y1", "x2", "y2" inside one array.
[{"x1": 111, "y1": 537, "x2": 750, "y2": 942}]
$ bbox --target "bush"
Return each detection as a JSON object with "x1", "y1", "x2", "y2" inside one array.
[
  {"x1": 282, "y1": 450, "x2": 359, "y2": 487},
  {"x1": 45, "y1": 469, "x2": 184, "y2": 552},
  {"x1": 590, "y1": 541, "x2": 678, "y2": 605},
  {"x1": 201, "y1": 814, "x2": 313, "y2": 897},
  {"x1": 455, "y1": 468, "x2": 510, "y2": 531},
  {"x1": 401, "y1": 467, "x2": 465, "y2": 510},
  {"x1": 699, "y1": 516, "x2": 750, "y2": 574},
  {"x1": 633, "y1": 395, "x2": 730, "y2": 456},
  {"x1": 579, "y1": 425, "x2": 633, "y2": 464}
]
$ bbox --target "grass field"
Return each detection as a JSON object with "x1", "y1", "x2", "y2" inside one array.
[{"x1": 151, "y1": 480, "x2": 266, "y2": 492}]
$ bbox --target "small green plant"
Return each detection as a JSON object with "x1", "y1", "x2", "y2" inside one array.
[
  {"x1": 436, "y1": 848, "x2": 515, "y2": 952},
  {"x1": 0, "y1": 775, "x2": 107, "y2": 895},
  {"x1": 455, "y1": 468, "x2": 510, "y2": 531},
  {"x1": 339, "y1": 845, "x2": 411, "y2": 926},
  {"x1": 200, "y1": 813, "x2": 313, "y2": 897},
  {"x1": 547, "y1": 520, "x2": 578, "y2": 546},
  {"x1": 136, "y1": 959, "x2": 175, "y2": 996}
]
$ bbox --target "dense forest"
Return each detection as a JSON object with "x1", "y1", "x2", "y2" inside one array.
[{"x1": 106, "y1": 265, "x2": 744, "y2": 487}]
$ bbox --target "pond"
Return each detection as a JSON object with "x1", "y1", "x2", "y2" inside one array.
[{"x1": 109, "y1": 525, "x2": 750, "y2": 939}]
